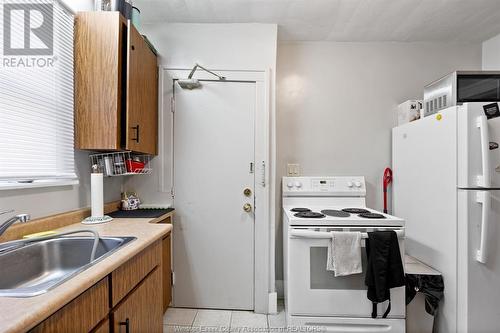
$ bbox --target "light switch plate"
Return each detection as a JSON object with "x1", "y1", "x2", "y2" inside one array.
[{"x1": 287, "y1": 163, "x2": 300, "y2": 176}]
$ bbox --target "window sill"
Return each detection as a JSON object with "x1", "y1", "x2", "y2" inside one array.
[{"x1": 0, "y1": 180, "x2": 79, "y2": 190}]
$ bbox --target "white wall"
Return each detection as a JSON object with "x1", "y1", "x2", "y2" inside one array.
[
  {"x1": 482, "y1": 33, "x2": 500, "y2": 69},
  {"x1": 124, "y1": 23, "x2": 278, "y2": 209},
  {"x1": 275, "y1": 41, "x2": 481, "y2": 283},
  {"x1": 0, "y1": 151, "x2": 122, "y2": 219},
  {"x1": 139, "y1": 23, "x2": 277, "y2": 71}
]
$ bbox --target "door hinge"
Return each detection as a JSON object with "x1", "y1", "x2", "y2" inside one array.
[
  {"x1": 170, "y1": 187, "x2": 175, "y2": 198},
  {"x1": 170, "y1": 96, "x2": 175, "y2": 113},
  {"x1": 261, "y1": 161, "x2": 266, "y2": 187},
  {"x1": 171, "y1": 272, "x2": 175, "y2": 285}
]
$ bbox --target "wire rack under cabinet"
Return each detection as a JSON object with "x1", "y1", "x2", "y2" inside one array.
[{"x1": 89, "y1": 151, "x2": 152, "y2": 177}]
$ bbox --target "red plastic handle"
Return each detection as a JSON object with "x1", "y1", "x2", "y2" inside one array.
[{"x1": 383, "y1": 168, "x2": 393, "y2": 213}]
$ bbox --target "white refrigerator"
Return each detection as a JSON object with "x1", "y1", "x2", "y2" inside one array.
[{"x1": 393, "y1": 102, "x2": 500, "y2": 333}]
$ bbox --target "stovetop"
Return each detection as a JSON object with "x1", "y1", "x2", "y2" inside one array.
[{"x1": 284, "y1": 205, "x2": 405, "y2": 227}]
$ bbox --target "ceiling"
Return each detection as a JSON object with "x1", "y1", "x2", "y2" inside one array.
[{"x1": 133, "y1": 0, "x2": 500, "y2": 42}]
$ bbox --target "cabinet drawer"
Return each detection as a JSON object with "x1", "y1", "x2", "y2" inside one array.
[
  {"x1": 31, "y1": 277, "x2": 109, "y2": 333},
  {"x1": 112, "y1": 267, "x2": 163, "y2": 333},
  {"x1": 111, "y1": 240, "x2": 161, "y2": 306}
]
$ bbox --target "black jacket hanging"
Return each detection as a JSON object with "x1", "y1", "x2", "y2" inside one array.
[{"x1": 365, "y1": 231, "x2": 405, "y2": 318}]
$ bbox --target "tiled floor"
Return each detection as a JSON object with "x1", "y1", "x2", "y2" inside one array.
[{"x1": 163, "y1": 302, "x2": 286, "y2": 333}]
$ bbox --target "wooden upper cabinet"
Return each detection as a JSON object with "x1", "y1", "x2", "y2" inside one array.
[
  {"x1": 126, "y1": 24, "x2": 158, "y2": 155},
  {"x1": 75, "y1": 12, "x2": 158, "y2": 155},
  {"x1": 74, "y1": 12, "x2": 124, "y2": 151}
]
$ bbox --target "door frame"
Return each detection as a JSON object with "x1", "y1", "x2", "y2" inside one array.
[{"x1": 160, "y1": 68, "x2": 271, "y2": 313}]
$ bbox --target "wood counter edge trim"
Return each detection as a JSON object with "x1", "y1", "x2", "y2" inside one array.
[
  {"x1": 0, "y1": 201, "x2": 121, "y2": 242},
  {"x1": 147, "y1": 211, "x2": 175, "y2": 224}
]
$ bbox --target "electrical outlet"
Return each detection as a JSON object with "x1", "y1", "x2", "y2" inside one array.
[{"x1": 287, "y1": 163, "x2": 300, "y2": 176}]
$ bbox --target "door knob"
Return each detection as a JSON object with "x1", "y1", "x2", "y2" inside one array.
[{"x1": 243, "y1": 203, "x2": 252, "y2": 212}]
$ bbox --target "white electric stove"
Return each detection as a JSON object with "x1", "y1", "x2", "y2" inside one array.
[{"x1": 283, "y1": 176, "x2": 406, "y2": 333}]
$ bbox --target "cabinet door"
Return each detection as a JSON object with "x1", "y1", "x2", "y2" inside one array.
[
  {"x1": 126, "y1": 23, "x2": 158, "y2": 155},
  {"x1": 75, "y1": 12, "x2": 125, "y2": 151},
  {"x1": 162, "y1": 234, "x2": 172, "y2": 312},
  {"x1": 112, "y1": 268, "x2": 163, "y2": 333}
]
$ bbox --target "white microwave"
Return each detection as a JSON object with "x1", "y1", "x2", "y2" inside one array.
[{"x1": 423, "y1": 71, "x2": 500, "y2": 116}]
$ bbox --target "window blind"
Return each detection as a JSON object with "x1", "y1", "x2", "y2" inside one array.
[{"x1": 0, "y1": 0, "x2": 77, "y2": 187}]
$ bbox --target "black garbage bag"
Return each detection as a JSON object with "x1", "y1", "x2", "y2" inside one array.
[{"x1": 405, "y1": 273, "x2": 444, "y2": 316}]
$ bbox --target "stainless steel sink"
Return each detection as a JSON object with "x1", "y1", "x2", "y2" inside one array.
[{"x1": 0, "y1": 236, "x2": 135, "y2": 297}]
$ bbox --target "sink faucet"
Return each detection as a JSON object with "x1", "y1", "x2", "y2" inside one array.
[{"x1": 0, "y1": 210, "x2": 30, "y2": 237}]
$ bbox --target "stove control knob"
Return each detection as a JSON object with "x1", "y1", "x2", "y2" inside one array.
[
  {"x1": 294, "y1": 181, "x2": 302, "y2": 188},
  {"x1": 287, "y1": 182, "x2": 294, "y2": 189},
  {"x1": 347, "y1": 181, "x2": 354, "y2": 188},
  {"x1": 354, "y1": 181, "x2": 362, "y2": 188}
]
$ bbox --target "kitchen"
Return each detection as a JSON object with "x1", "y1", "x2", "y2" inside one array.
[{"x1": 1, "y1": 0, "x2": 500, "y2": 332}]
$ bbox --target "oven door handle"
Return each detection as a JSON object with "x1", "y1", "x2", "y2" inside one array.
[{"x1": 289, "y1": 229, "x2": 405, "y2": 239}]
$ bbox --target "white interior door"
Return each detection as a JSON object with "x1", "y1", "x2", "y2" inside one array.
[{"x1": 172, "y1": 80, "x2": 256, "y2": 310}]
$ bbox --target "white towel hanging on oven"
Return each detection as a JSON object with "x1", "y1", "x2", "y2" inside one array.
[{"x1": 327, "y1": 231, "x2": 362, "y2": 276}]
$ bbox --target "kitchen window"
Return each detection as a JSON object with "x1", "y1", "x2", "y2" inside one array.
[{"x1": 0, "y1": 0, "x2": 77, "y2": 189}]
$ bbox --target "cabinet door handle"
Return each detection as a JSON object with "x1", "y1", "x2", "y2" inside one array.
[
  {"x1": 131, "y1": 125, "x2": 140, "y2": 143},
  {"x1": 119, "y1": 318, "x2": 130, "y2": 333}
]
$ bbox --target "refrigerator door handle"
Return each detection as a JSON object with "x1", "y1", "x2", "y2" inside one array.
[
  {"x1": 477, "y1": 116, "x2": 491, "y2": 188},
  {"x1": 476, "y1": 191, "x2": 491, "y2": 264}
]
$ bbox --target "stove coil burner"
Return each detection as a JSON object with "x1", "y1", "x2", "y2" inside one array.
[
  {"x1": 342, "y1": 208, "x2": 370, "y2": 214},
  {"x1": 290, "y1": 208, "x2": 311, "y2": 213},
  {"x1": 320, "y1": 210, "x2": 350, "y2": 218},
  {"x1": 358, "y1": 212, "x2": 387, "y2": 219},
  {"x1": 294, "y1": 211, "x2": 325, "y2": 219}
]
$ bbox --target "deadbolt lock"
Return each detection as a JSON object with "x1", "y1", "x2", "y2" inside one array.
[
  {"x1": 243, "y1": 188, "x2": 252, "y2": 197},
  {"x1": 243, "y1": 203, "x2": 252, "y2": 212}
]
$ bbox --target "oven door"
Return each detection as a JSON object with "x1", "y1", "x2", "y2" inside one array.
[{"x1": 287, "y1": 227, "x2": 405, "y2": 318}]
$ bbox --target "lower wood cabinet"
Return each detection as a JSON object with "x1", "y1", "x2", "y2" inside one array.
[
  {"x1": 112, "y1": 268, "x2": 162, "y2": 333},
  {"x1": 31, "y1": 278, "x2": 109, "y2": 333},
  {"x1": 162, "y1": 234, "x2": 172, "y2": 312},
  {"x1": 31, "y1": 239, "x2": 166, "y2": 333},
  {"x1": 112, "y1": 240, "x2": 161, "y2": 306},
  {"x1": 91, "y1": 318, "x2": 109, "y2": 333}
]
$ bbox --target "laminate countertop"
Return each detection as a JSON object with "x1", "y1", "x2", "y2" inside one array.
[{"x1": 0, "y1": 212, "x2": 173, "y2": 333}]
